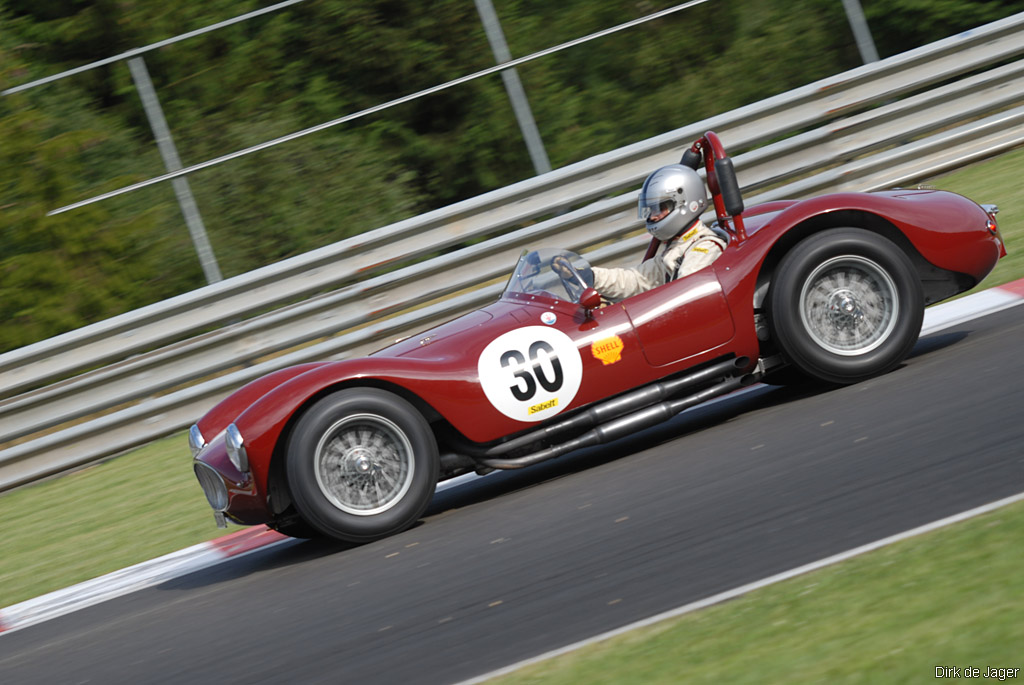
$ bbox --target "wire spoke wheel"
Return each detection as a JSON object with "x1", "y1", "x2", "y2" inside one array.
[
  {"x1": 315, "y1": 414, "x2": 415, "y2": 516},
  {"x1": 768, "y1": 228, "x2": 924, "y2": 384},
  {"x1": 799, "y1": 256, "x2": 898, "y2": 356},
  {"x1": 286, "y1": 388, "x2": 439, "y2": 543}
]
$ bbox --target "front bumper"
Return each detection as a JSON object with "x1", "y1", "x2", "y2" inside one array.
[{"x1": 193, "y1": 436, "x2": 271, "y2": 526}]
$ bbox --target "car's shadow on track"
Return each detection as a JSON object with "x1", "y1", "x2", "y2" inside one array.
[
  {"x1": 163, "y1": 328, "x2": 971, "y2": 590},
  {"x1": 426, "y1": 382, "x2": 819, "y2": 515},
  {"x1": 426, "y1": 329, "x2": 973, "y2": 523},
  {"x1": 157, "y1": 536, "x2": 359, "y2": 593},
  {"x1": 908, "y1": 330, "x2": 968, "y2": 358}
]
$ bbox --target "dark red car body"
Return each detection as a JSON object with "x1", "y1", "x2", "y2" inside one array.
[{"x1": 191, "y1": 132, "x2": 1006, "y2": 540}]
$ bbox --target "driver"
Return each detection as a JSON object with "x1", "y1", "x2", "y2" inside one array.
[{"x1": 590, "y1": 164, "x2": 726, "y2": 303}]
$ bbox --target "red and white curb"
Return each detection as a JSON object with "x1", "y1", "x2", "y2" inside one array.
[
  {"x1": 920, "y1": 277, "x2": 1024, "y2": 335},
  {"x1": 2, "y1": 278, "x2": 1023, "y2": 637},
  {"x1": 0, "y1": 526, "x2": 291, "y2": 635}
]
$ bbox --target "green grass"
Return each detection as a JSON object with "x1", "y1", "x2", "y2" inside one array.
[
  {"x1": 1, "y1": 145, "x2": 1022, "y2": 615},
  {"x1": 0, "y1": 433, "x2": 226, "y2": 607},
  {"x1": 493, "y1": 500, "x2": 1024, "y2": 684}
]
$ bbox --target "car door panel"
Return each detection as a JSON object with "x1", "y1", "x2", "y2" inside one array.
[{"x1": 621, "y1": 267, "x2": 735, "y2": 367}]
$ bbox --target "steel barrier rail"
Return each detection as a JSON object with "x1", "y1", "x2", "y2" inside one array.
[
  {"x1": 2, "y1": 11, "x2": 1023, "y2": 398},
  {"x1": 2, "y1": 14, "x2": 1024, "y2": 490},
  {"x1": 3, "y1": 51, "x2": 1023, "y2": 444},
  {"x1": 2, "y1": 107, "x2": 1022, "y2": 490},
  {"x1": 4, "y1": 52, "x2": 1023, "y2": 448}
]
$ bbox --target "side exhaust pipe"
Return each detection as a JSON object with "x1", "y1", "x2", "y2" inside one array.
[
  {"x1": 452, "y1": 356, "x2": 749, "y2": 461},
  {"x1": 479, "y1": 369, "x2": 758, "y2": 470}
]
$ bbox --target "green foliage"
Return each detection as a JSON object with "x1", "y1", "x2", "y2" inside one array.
[
  {"x1": 0, "y1": 28, "x2": 194, "y2": 351},
  {"x1": 863, "y1": 0, "x2": 1024, "y2": 57},
  {"x1": 1, "y1": 0, "x2": 1020, "y2": 352}
]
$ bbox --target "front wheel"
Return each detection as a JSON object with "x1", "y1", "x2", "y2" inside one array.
[
  {"x1": 768, "y1": 228, "x2": 923, "y2": 384},
  {"x1": 286, "y1": 388, "x2": 439, "y2": 543}
]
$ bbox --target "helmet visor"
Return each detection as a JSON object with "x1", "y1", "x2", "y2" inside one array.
[{"x1": 638, "y1": 196, "x2": 675, "y2": 223}]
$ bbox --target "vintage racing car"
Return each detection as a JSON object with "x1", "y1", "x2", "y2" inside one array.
[{"x1": 190, "y1": 131, "x2": 1006, "y2": 542}]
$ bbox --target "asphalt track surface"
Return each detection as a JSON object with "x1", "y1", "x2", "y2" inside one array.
[{"x1": 1, "y1": 305, "x2": 1023, "y2": 684}]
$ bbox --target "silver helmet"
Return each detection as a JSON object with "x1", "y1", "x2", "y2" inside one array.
[{"x1": 637, "y1": 164, "x2": 708, "y2": 241}]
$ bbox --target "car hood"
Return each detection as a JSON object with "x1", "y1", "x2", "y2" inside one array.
[
  {"x1": 372, "y1": 296, "x2": 581, "y2": 361},
  {"x1": 372, "y1": 308, "x2": 499, "y2": 360}
]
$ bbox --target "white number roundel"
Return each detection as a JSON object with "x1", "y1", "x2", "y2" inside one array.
[{"x1": 477, "y1": 326, "x2": 583, "y2": 422}]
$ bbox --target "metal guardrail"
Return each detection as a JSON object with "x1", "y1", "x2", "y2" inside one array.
[{"x1": 2, "y1": 13, "x2": 1024, "y2": 491}]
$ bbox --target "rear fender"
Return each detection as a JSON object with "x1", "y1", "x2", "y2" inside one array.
[{"x1": 750, "y1": 193, "x2": 987, "y2": 309}]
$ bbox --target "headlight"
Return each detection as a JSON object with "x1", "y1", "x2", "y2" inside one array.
[
  {"x1": 188, "y1": 424, "x2": 207, "y2": 457},
  {"x1": 194, "y1": 462, "x2": 229, "y2": 512},
  {"x1": 225, "y1": 423, "x2": 250, "y2": 473}
]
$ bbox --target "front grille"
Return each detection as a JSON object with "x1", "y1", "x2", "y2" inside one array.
[{"x1": 194, "y1": 462, "x2": 229, "y2": 511}]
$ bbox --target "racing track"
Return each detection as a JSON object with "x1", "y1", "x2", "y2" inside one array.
[{"x1": 1, "y1": 305, "x2": 1023, "y2": 684}]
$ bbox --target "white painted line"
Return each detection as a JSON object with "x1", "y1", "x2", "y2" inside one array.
[
  {"x1": 435, "y1": 471, "x2": 484, "y2": 492},
  {"x1": 455, "y1": 490, "x2": 1024, "y2": 685},
  {"x1": 0, "y1": 544, "x2": 224, "y2": 634},
  {"x1": 921, "y1": 286, "x2": 1024, "y2": 335}
]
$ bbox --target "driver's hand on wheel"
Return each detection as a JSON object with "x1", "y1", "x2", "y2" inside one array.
[{"x1": 551, "y1": 255, "x2": 574, "y2": 279}]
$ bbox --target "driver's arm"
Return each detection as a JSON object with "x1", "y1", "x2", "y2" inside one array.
[{"x1": 592, "y1": 258, "x2": 667, "y2": 303}]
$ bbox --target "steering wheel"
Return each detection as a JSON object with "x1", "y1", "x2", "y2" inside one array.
[{"x1": 550, "y1": 255, "x2": 587, "y2": 302}]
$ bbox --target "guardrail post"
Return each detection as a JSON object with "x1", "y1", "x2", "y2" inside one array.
[
  {"x1": 840, "y1": 0, "x2": 880, "y2": 63},
  {"x1": 128, "y1": 56, "x2": 223, "y2": 284},
  {"x1": 474, "y1": 0, "x2": 553, "y2": 176}
]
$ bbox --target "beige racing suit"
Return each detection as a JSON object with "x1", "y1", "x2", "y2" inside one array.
[{"x1": 592, "y1": 221, "x2": 727, "y2": 303}]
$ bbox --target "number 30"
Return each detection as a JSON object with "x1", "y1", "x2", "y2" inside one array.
[{"x1": 499, "y1": 341, "x2": 564, "y2": 401}]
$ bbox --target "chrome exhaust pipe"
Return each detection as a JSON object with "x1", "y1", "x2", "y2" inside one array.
[
  {"x1": 454, "y1": 356, "x2": 749, "y2": 461},
  {"x1": 480, "y1": 371, "x2": 757, "y2": 469}
]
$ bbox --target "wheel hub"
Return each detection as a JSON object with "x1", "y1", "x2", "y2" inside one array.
[
  {"x1": 345, "y1": 448, "x2": 375, "y2": 474},
  {"x1": 827, "y1": 289, "x2": 865, "y2": 330}
]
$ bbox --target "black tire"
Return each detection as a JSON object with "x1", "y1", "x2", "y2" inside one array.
[
  {"x1": 767, "y1": 228, "x2": 923, "y2": 385},
  {"x1": 269, "y1": 515, "x2": 323, "y2": 540},
  {"x1": 286, "y1": 388, "x2": 439, "y2": 543},
  {"x1": 761, "y1": 365, "x2": 813, "y2": 387}
]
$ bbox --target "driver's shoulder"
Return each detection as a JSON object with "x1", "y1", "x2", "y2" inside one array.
[{"x1": 668, "y1": 223, "x2": 726, "y2": 253}]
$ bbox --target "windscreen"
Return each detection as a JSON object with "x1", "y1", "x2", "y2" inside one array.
[{"x1": 502, "y1": 249, "x2": 595, "y2": 304}]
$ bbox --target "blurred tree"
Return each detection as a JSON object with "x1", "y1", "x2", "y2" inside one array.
[
  {"x1": 1, "y1": 0, "x2": 1020, "y2": 353},
  {"x1": 862, "y1": 0, "x2": 1024, "y2": 57},
  {"x1": 0, "y1": 14, "x2": 198, "y2": 351}
]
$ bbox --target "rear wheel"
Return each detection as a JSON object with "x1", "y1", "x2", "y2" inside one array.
[
  {"x1": 286, "y1": 388, "x2": 438, "y2": 543},
  {"x1": 768, "y1": 228, "x2": 923, "y2": 384}
]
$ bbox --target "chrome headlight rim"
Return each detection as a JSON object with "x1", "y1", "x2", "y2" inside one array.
[
  {"x1": 188, "y1": 424, "x2": 207, "y2": 458},
  {"x1": 194, "y1": 462, "x2": 229, "y2": 512},
  {"x1": 225, "y1": 423, "x2": 250, "y2": 473}
]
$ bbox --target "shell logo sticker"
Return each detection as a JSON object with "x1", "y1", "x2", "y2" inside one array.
[
  {"x1": 478, "y1": 326, "x2": 582, "y2": 422},
  {"x1": 591, "y1": 335, "x2": 624, "y2": 365}
]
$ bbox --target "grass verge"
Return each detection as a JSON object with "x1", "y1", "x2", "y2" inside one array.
[
  {"x1": 1, "y1": 145, "x2": 1022, "y2": 610},
  {"x1": 493, "y1": 499, "x2": 1024, "y2": 684},
  {"x1": 0, "y1": 433, "x2": 225, "y2": 607}
]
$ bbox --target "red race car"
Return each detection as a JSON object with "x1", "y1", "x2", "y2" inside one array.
[{"x1": 190, "y1": 131, "x2": 1006, "y2": 542}]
